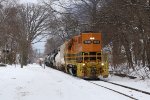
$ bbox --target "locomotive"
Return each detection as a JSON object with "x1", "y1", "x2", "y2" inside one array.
[{"x1": 45, "y1": 32, "x2": 109, "y2": 79}]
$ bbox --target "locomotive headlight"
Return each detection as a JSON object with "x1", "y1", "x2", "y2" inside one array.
[
  {"x1": 82, "y1": 63, "x2": 85, "y2": 66},
  {"x1": 90, "y1": 37, "x2": 95, "y2": 40},
  {"x1": 101, "y1": 63, "x2": 104, "y2": 66}
]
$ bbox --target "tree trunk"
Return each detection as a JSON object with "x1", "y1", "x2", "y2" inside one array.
[
  {"x1": 124, "y1": 44, "x2": 134, "y2": 69},
  {"x1": 120, "y1": 32, "x2": 134, "y2": 69},
  {"x1": 20, "y1": 42, "x2": 29, "y2": 68},
  {"x1": 145, "y1": 38, "x2": 150, "y2": 69},
  {"x1": 20, "y1": 50, "x2": 28, "y2": 68}
]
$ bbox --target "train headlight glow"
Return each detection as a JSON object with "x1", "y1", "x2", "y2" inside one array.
[
  {"x1": 82, "y1": 63, "x2": 85, "y2": 66},
  {"x1": 90, "y1": 37, "x2": 95, "y2": 40},
  {"x1": 101, "y1": 63, "x2": 104, "y2": 66}
]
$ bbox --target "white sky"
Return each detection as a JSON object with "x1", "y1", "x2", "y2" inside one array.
[
  {"x1": 32, "y1": 36, "x2": 48, "y2": 54},
  {"x1": 20, "y1": 0, "x2": 38, "y2": 4}
]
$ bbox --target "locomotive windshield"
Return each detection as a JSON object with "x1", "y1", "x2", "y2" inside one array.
[{"x1": 83, "y1": 40, "x2": 100, "y2": 44}]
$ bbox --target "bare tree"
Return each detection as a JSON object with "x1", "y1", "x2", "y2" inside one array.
[
  {"x1": 15, "y1": 4, "x2": 49, "y2": 67},
  {"x1": 2, "y1": 3, "x2": 49, "y2": 67},
  {"x1": 44, "y1": 0, "x2": 150, "y2": 72},
  {"x1": 0, "y1": 0, "x2": 21, "y2": 64}
]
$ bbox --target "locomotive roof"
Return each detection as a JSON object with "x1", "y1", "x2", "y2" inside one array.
[{"x1": 81, "y1": 31, "x2": 99, "y2": 33}]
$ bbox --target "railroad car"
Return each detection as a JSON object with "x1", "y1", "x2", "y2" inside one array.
[{"x1": 45, "y1": 32, "x2": 109, "y2": 79}]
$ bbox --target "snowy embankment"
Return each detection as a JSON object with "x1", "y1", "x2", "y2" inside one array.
[{"x1": 0, "y1": 64, "x2": 131, "y2": 100}]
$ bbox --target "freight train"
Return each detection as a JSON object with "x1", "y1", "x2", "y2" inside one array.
[{"x1": 45, "y1": 32, "x2": 109, "y2": 79}]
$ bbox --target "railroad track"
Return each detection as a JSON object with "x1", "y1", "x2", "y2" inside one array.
[
  {"x1": 87, "y1": 80, "x2": 150, "y2": 100},
  {"x1": 48, "y1": 67, "x2": 150, "y2": 99},
  {"x1": 100, "y1": 79, "x2": 150, "y2": 95}
]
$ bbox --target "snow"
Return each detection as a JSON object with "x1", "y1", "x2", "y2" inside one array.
[
  {"x1": 107, "y1": 75, "x2": 150, "y2": 93},
  {"x1": 0, "y1": 64, "x2": 150, "y2": 100},
  {"x1": 93, "y1": 79, "x2": 150, "y2": 100}
]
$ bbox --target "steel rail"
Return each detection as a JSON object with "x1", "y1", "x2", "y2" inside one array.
[
  {"x1": 88, "y1": 81, "x2": 138, "y2": 100},
  {"x1": 99, "y1": 79, "x2": 150, "y2": 95}
]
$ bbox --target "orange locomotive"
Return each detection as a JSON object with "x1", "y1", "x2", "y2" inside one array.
[{"x1": 64, "y1": 32, "x2": 109, "y2": 79}]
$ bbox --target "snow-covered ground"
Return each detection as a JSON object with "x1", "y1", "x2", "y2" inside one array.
[
  {"x1": 107, "y1": 75, "x2": 150, "y2": 93},
  {"x1": 0, "y1": 64, "x2": 150, "y2": 100}
]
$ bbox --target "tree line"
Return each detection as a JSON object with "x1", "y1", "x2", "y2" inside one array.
[
  {"x1": 0, "y1": 0, "x2": 52, "y2": 67},
  {"x1": 44, "y1": 0, "x2": 150, "y2": 72},
  {"x1": 0, "y1": 0, "x2": 149, "y2": 71}
]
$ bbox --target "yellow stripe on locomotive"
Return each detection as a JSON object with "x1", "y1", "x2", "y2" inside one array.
[{"x1": 64, "y1": 32, "x2": 109, "y2": 79}]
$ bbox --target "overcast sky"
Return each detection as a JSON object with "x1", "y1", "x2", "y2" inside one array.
[{"x1": 20, "y1": 0, "x2": 38, "y2": 4}]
